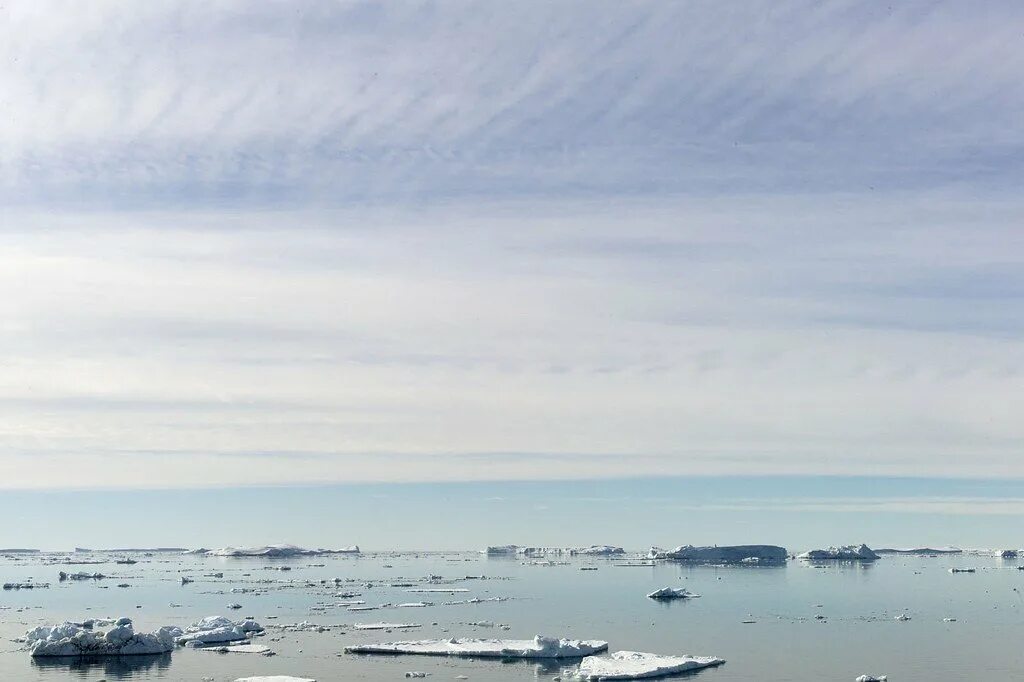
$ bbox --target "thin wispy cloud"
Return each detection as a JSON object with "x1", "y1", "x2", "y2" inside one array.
[{"x1": 0, "y1": 2, "x2": 1022, "y2": 489}]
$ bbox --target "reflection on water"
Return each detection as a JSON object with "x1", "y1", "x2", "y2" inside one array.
[{"x1": 32, "y1": 654, "x2": 172, "y2": 678}]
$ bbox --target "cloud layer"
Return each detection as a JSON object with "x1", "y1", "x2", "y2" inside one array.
[{"x1": 0, "y1": 1, "x2": 1022, "y2": 488}]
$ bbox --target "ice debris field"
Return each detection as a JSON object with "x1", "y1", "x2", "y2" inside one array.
[{"x1": 2, "y1": 542, "x2": 1024, "y2": 681}]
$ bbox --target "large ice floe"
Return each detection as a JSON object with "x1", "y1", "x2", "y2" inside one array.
[
  {"x1": 206, "y1": 544, "x2": 358, "y2": 557},
  {"x1": 23, "y1": 617, "x2": 182, "y2": 657},
  {"x1": 175, "y1": 616, "x2": 264, "y2": 645},
  {"x1": 651, "y1": 545, "x2": 787, "y2": 565},
  {"x1": 234, "y1": 677, "x2": 316, "y2": 682},
  {"x1": 797, "y1": 544, "x2": 879, "y2": 561},
  {"x1": 574, "y1": 651, "x2": 725, "y2": 679},
  {"x1": 346, "y1": 635, "x2": 608, "y2": 658},
  {"x1": 646, "y1": 587, "x2": 700, "y2": 600}
]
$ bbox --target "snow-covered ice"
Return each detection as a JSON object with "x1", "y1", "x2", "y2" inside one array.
[
  {"x1": 646, "y1": 587, "x2": 700, "y2": 600},
  {"x1": 234, "y1": 677, "x2": 316, "y2": 682},
  {"x1": 23, "y1": 617, "x2": 181, "y2": 657},
  {"x1": 855, "y1": 676, "x2": 887, "y2": 682},
  {"x1": 175, "y1": 616, "x2": 263, "y2": 645},
  {"x1": 798, "y1": 544, "x2": 879, "y2": 561},
  {"x1": 575, "y1": 651, "x2": 725, "y2": 679},
  {"x1": 353, "y1": 622, "x2": 423, "y2": 630},
  {"x1": 207, "y1": 544, "x2": 358, "y2": 557},
  {"x1": 346, "y1": 635, "x2": 608, "y2": 658}
]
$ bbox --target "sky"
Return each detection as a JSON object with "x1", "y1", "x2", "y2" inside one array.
[{"x1": 1, "y1": 1, "x2": 1023, "y2": 548}]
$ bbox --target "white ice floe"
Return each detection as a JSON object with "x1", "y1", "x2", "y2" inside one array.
[
  {"x1": 23, "y1": 617, "x2": 181, "y2": 657},
  {"x1": 406, "y1": 588, "x2": 470, "y2": 594},
  {"x1": 949, "y1": 567, "x2": 976, "y2": 573},
  {"x1": 652, "y1": 545, "x2": 787, "y2": 565},
  {"x1": 175, "y1": 616, "x2": 263, "y2": 645},
  {"x1": 575, "y1": 651, "x2": 725, "y2": 679},
  {"x1": 646, "y1": 587, "x2": 700, "y2": 600},
  {"x1": 353, "y1": 622, "x2": 422, "y2": 630},
  {"x1": 234, "y1": 677, "x2": 316, "y2": 682},
  {"x1": 58, "y1": 571, "x2": 106, "y2": 581},
  {"x1": 894, "y1": 613, "x2": 911, "y2": 621},
  {"x1": 855, "y1": 676, "x2": 887, "y2": 682},
  {"x1": 202, "y1": 643, "x2": 273, "y2": 655},
  {"x1": 398, "y1": 602, "x2": 433, "y2": 608},
  {"x1": 207, "y1": 543, "x2": 359, "y2": 557},
  {"x1": 797, "y1": 545, "x2": 879, "y2": 561},
  {"x1": 346, "y1": 635, "x2": 608, "y2": 658}
]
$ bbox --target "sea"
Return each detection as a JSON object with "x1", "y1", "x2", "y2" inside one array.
[{"x1": 1, "y1": 549, "x2": 1022, "y2": 681}]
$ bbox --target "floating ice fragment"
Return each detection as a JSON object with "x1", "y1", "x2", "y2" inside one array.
[
  {"x1": 575, "y1": 651, "x2": 725, "y2": 679},
  {"x1": 646, "y1": 587, "x2": 700, "y2": 600},
  {"x1": 797, "y1": 545, "x2": 879, "y2": 561},
  {"x1": 23, "y1": 618, "x2": 181, "y2": 657},
  {"x1": 346, "y1": 635, "x2": 608, "y2": 659},
  {"x1": 353, "y1": 622, "x2": 422, "y2": 630}
]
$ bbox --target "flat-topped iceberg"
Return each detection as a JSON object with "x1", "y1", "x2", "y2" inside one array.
[
  {"x1": 175, "y1": 616, "x2": 263, "y2": 645},
  {"x1": 484, "y1": 545, "x2": 519, "y2": 555},
  {"x1": 575, "y1": 651, "x2": 725, "y2": 679},
  {"x1": 346, "y1": 635, "x2": 608, "y2": 658},
  {"x1": 207, "y1": 544, "x2": 358, "y2": 557},
  {"x1": 798, "y1": 544, "x2": 879, "y2": 561},
  {"x1": 652, "y1": 545, "x2": 787, "y2": 565},
  {"x1": 646, "y1": 587, "x2": 700, "y2": 600},
  {"x1": 573, "y1": 546, "x2": 626, "y2": 556},
  {"x1": 23, "y1": 617, "x2": 181, "y2": 657},
  {"x1": 874, "y1": 547, "x2": 961, "y2": 555}
]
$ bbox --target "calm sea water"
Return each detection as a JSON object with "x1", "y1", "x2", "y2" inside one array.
[{"x1": 2, "y1": 550, "x2": 1022, "y2": 681}]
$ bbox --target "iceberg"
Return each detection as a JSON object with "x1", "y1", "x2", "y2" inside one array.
[
  {"x1": 797, "y1": 544, "x2": 879, "y2": 561},
  {"x1": 23, "y1": 617, "x2": 181, "y2": 657},
  {"x1": 572, "y1": 546, "x2": 626, "y2": 556},
  {"x1": 484, "y1": 545, "x2": 519, "y2": 556},
  {"x1": 874, "y1": 547, "x2": 961, "y2": 555},
  {"x1": 575, "y1": 651, "x2": 725, "y2": 679},
  {"x1": 646, "y1": 587, "x2": 700, "y2": 600},
  {"x1": 175, "y1": 616, "x2": 263, "y2": 645},
  {"x1": 346, "y1": 635, "x2": 608, "y2": 659},
  {"x1": 653, "y1": 545, "x2": 787, "y2": 565},
  {"x1": 206, "y1": 544, "x2": 358, "y2": 557}
]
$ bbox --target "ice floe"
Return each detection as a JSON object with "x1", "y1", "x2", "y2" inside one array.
[
  {"x1": 797, "y1": 545, "x2": 879, "y2": 561},
  {"x1": 346, "y1": 635, "x2": 608, "y2": 658},
  {"x1": 353, "y1": 622, "x2": 423, "y2": 630},
  {"x1": 234, "y1": 677, "x2": 316, "y2": 682},
  {"x1": 646, "y1": 587, "x2": 700, "y2": 600},
  {"x1": 175, "y1": 616, "x2": 264, "y2": 645},
  {"x1": 202, "y1": 643, "x2": 274, "y2": 655},
  {"x1": 23, "y1": 617, "x2": 181, "y2": 657},
  {"x1": 574, "y1": 651, "x2": 725, "y2": 679},
  {"x1": 855, "y1": 676, "x2": 887, "y2": 682}
]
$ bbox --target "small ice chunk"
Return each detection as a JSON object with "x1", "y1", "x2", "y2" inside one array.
[
  {"x1": 576, "y1": 651, "x2": 725, "y2": 679},
  {"x1": 855, "y1": 676, "x2": 887, "y2": 682}
]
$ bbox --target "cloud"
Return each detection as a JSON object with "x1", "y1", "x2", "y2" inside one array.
[
  {"x1": 2, "y1": 1, "x2": 1023, "y2": 204},
  {"x1": 1, "y1": 2, "x2": 1022, "y2": 488}
]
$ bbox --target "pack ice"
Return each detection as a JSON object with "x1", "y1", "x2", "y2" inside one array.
[
  {"x1": 575, "y1": 651, "x2": 725, "y2": 679},
  {"x1": 23, "y1": 617, "x2": 182, "y2": 657},
  {"x1": 346, "y1": 635, "x2": 608, "y2": 658}
]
